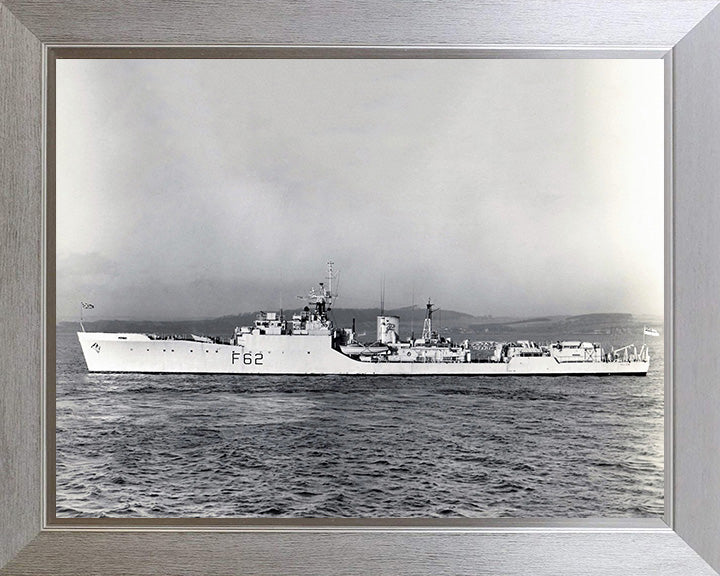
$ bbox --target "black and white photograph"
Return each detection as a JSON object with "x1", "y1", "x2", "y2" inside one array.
[{"x1": 55, "y1": 58, "x2": 664, "y2": 518}]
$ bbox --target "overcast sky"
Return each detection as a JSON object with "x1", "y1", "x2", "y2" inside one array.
[{"x1": 56, "y1": 59, "x2": 664, "y2": 321}]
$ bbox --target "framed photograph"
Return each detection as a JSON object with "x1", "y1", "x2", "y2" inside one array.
[
  {"x1": 50, "y1": 55, "x2": 665, "y2": 524},
  {"x1": 2, "y1": 2, "x2": 720, "y2": 575}
]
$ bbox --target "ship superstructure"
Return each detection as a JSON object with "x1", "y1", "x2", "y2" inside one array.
[{"x1": 77, "y1": 262, "x2": 650, "y2": 376}]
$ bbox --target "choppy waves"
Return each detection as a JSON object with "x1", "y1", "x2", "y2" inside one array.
[{"x1": 56, "y1": 333, "x2": 664, "y2": 518}]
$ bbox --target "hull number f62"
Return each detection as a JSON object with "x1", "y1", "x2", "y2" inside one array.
[{"x1": 232, "y1": 351, "x2": 264, "y2": 365}]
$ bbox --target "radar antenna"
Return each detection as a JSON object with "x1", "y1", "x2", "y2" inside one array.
[{"x1": 296, "y1": 262, "x2": 338, "y2": 322}]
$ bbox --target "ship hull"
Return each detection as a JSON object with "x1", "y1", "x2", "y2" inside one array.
[{"x1": 78, "y1": 332, "x2": 649, "y2": 376}]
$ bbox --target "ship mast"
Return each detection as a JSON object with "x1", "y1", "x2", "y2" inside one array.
[
  {"x1": 327, "y1": 261, "x2": 333, "y2": 301},
  {"x1": 421, "y1": 298, "x2": 435, "y2": 341},
  {"x1": 324, "y1": 261, "x2": 336, "y2": 307},
  {"x1": 380, "y1": 276, "x2": 385, "y2": 315}
]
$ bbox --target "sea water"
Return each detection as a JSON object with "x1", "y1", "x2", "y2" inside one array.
[{"x1": 55, "y1": 331, "x2": 664, "y2": 518}]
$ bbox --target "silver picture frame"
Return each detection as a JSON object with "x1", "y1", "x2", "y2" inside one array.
[{"x1": 2, "y1": 1, "x2": 720, "y2": 574}]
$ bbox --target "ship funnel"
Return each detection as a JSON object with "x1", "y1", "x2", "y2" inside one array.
[{"x1": 377, "y1": 315, "x2": 400, "y2": 344}]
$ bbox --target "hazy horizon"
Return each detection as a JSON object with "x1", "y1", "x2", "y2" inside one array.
[
  {"x1": 56, "y1": 59, "x2": 664, "y2": 323},
  {"x1": 59, "y1": 306, "x2": 664, "y2": 325}
]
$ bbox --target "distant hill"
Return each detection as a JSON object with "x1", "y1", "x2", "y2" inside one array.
[
  {"x1": 469, "y1": 312, "x2": 650, "y2": 338},
  {"x1": 57, "y1": 308, "x2": 660, "y2": 341}
]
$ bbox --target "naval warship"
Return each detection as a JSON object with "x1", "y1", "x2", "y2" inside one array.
[{"x1": 77, "y1": 263, "x2": 650, "y2": 376}]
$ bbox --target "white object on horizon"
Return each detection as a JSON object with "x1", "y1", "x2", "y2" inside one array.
[{"x1": 643, "y1": 327, "x2": 660, "y2": 337}]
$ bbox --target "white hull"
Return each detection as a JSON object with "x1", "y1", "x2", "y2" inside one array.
[{"x1": 78, "y1": 332, "x2": 649, "y2": 376}]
